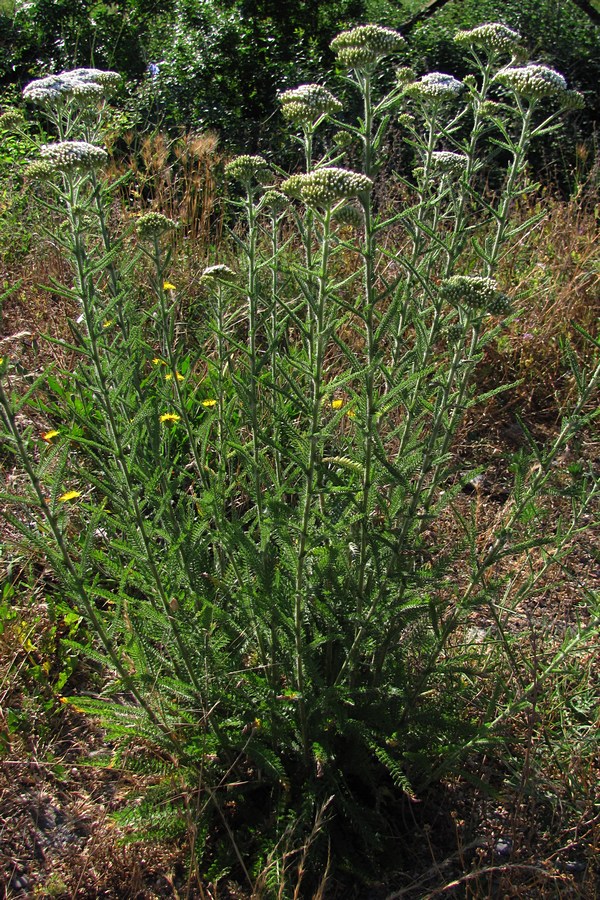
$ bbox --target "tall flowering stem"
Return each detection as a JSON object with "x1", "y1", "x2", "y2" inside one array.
[
  {"x1": 225, "y1": 156, "x2": 271, "y2": 526},
  {"x1": 293, "y1": 203, "x2": 334, "y2": 758}
]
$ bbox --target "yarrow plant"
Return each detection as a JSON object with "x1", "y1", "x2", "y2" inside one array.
[{"x1": 1, "y1": 22, "x2": 598, "y2": 893}]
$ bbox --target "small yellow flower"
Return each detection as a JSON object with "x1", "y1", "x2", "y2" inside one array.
[
  {"x1": 331, "y1": 398, "x2": 344, "y2": 410},
  {"x1": 165, "y1": 372, "x2": 185, "y2": 381},
  {"x1": 58, "y1": 490, "x2": 81, "y2": 502},
  {"x1": 202, "y1": 398, "x2": 217, "y2": 408},
  {"x1": 160, "y1": 413, "x2": 181, "y2": 423},
  {"x1": 152, "y1": 357, "x2": 166, "y2": 366},
  {"x1": 346, "y1": 408, "x2": 356, "y2": 419},
  {"x1": 163, "y1": 281, "x2": 176, "y2": 291},
  {"x1": 42, "y1": 429, "x2": 60, "y2": 442},
  {"x1": 102, "y1": 319, "x2": 114, "y2": 328}
]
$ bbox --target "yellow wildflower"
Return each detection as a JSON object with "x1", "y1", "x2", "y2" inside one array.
[
  {"x1": 42, "y1": 429, "x2": 60, "y2": 442},
  {"x1": 165, "y1": 372, "x2": 185, "y2": 381},
  {"x1": 102, "y1": 319, "x2": 114, "y2": 328},
  {"x1": 160, "y1": 413, "x2": 181, "y2": 423},
  {"x1": 152, "y1": 357, "x2": 166, "y2": 365},
  {"x1": 163, "y1": 281, "x2": 176, "y2": 291},
  {"x1": 331, "y1": 398, "x2": 344, "y2": 410},
  {"x1": 202, "y1": 399, "x2": 217, "y2": 408},
  {"x1": 58, "y1": 490, "x2": 81, "y2": 502}
]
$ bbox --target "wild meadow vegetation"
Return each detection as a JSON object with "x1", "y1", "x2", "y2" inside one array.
[{"x1": 0, "y1": 12, "x2": 599, "y2": 900}]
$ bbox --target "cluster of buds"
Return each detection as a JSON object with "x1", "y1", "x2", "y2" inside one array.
[
  {"x1": 495, "y1": 65, "x2": 567, "y2": 101},
  {"x1": 332, "y1": 203, "x2": 364, "y2": 229},
  {"x1": 225, "y1": 155, "x2": 271, "y2": 185},
  {"x1": 404, "y1": 72, "x2": 464, "y2": 102},
  {"x1": 440, "y1": 275, "x2": 510, "y2": 314},
  {"x1": 281, "y1": 167, "x2": 372, "y2": 208},
  {"x1": 330, "y1": 25, "x2": 405, "y2": 70},
  {"x1": 23, "y1": 68, "x2": 120, "y2": 106},
  {"x1": 428, "y1": 151, "x2": 469, "y2": 176},
  {"x1": 0, "y1": 109, "x2": 26, "y2": 130},
  {"x1": 279, "y1": 84, "x2": 342, "y2": 126},
  {"x1": 39, "y1": 140, "x2": 108, "y2": 173},
  {"x1": 136, "y1": 212, "x2": 178, "y2": 239},
  {"x1": 200, "y1": 264, "x2": 237, "y2": 283},
  {"x1": 454, "y1": 23, "x2": 522, "y2": 56},
  {"x1": 259, "y1": 190, "x2": 289, "y2": 216}
]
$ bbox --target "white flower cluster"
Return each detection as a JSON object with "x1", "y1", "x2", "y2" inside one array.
[
  {"x1": 440, "y1": 275, "x2": 510, "y2": 313},
  {"x1": 495, "y1": 65, "x2": 567, "y2": 100},
  {"x1": 279, "y1": 84, "x2": 342, "y2": 125},
  {"x1": 454, "y1": 23, "x2": 521, "y2": 55},
  {"x1": 201, "y1": 264, "x2": 237, "y2": 283},
  {"x1": 225, "y1": 155, "x2": 271, "y2": 184},
  {"x1": 282, "y1": 167, "x2": 372, "y2": 207},
  {"x1": 429, "y1": 151, "x2": 469, "y2": 176},
  {"x1": 330, "y1": 24, "x2": 405, "y2": 70},
  {"x1": 136, "y1": 212, "x2": 178, "y2": 239},
  {"x1": 39, "y1": 140, "x2": 108, "y2": 173},
  {"x1": 23, "y1": 68, "x2": 120, "y2": 105},
  {"x1": 404, "y1": 72, "x2": 464, "y2": 101}
]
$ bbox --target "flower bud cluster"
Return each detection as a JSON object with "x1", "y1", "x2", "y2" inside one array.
[
  {"x1": 495, "y1": 65, "x2": 567, "y2": 100},
  {"x1": 280, "y1": 174, "x2": 306, "y2": 200},
  {"x1": 23, "y1": 68, "x2": 119, "y2": 106},
  {"x1": 201, "y1": 264, "x2": 237, "y2": 283},
  {"x1": 24, "y1": 160, "x2": 56, "y2": 180},
  {"x1": 332, "y1": 203, "x2": 364, "y2": 229},
  {"x1": 279, "y1": 84, "x2": 342, "y2": 125},
  {"x1": 259, "y1": 190, "x2": 289, "y2": 215},
  {"x1": 561, "y1": 90, "x2": 585, "y2": 111},
  {"x1": 282, "y1": 167, "x2": 372, "y2": 207},
  {"x1": 330, "y1": 25, "x2": 405, "y2": 70},
  {"x1": 0, "y1": 109, "x2": 25, "y2": 130},
  {"x1": 39, "y1": 140, "x2": 108, "y2": 173},
  {"x1": 225, "y1": 155, "x2": 271, "y2": 185},
  {"x1": 136, "y1": 212, "x2": 178, "y2": 239},
  {"x1": 404, "y1": 72, "x2": 464, "y2": 101},
  {"x1": 429, "y1": 151, "x2": 469, "y2": 176},
  {"x1": 440, "y1": 275, "x2": 510, "y2": 313},
  {"x1": 454, "y1": 23, "x2": 521, "y2": 55}
]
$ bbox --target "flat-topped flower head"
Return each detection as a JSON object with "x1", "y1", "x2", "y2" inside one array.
[
  {"x1": 67, "y1": 67, "x2": 120, "y2": 87},
  {"x1": 23, "y1": 68, "x2": 119, "y2": 106},
  {"x1": 40, "y1": 140, "x2": 108, "y2": 173},
  {"x1": 201, "y1": 264, "x2": 237, "y2": 283},
  {"x1": 495, "y1": 65, "x2": 567, "y2": 100},
  {"x1": 440, "y1": 275, "x2": 510, "y2": 313},
  {"x1": 404, "y1": 72, "x2": 464, "y2": 102},
  {"x1": 330, "y1": 24, "x2": 405, "y2": 70},
  {"x1": 136, "y1": 212, "x2": 178, "y2": 239},
  {"x1": 283, "y1": 167, "x2": 372, "y2": 207},
  {"x1": 279, "y1": 84, "x2": 342, "y2": 126},
  {"x1": 454, "y1": 23, "x2": 521, "y2": 55},
  {"x1": 225, "y1": 155, "x2": 271, "y2": 185},
  {"x1": 429, "y1": 151, "x2": 469, "y2": 176}
]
